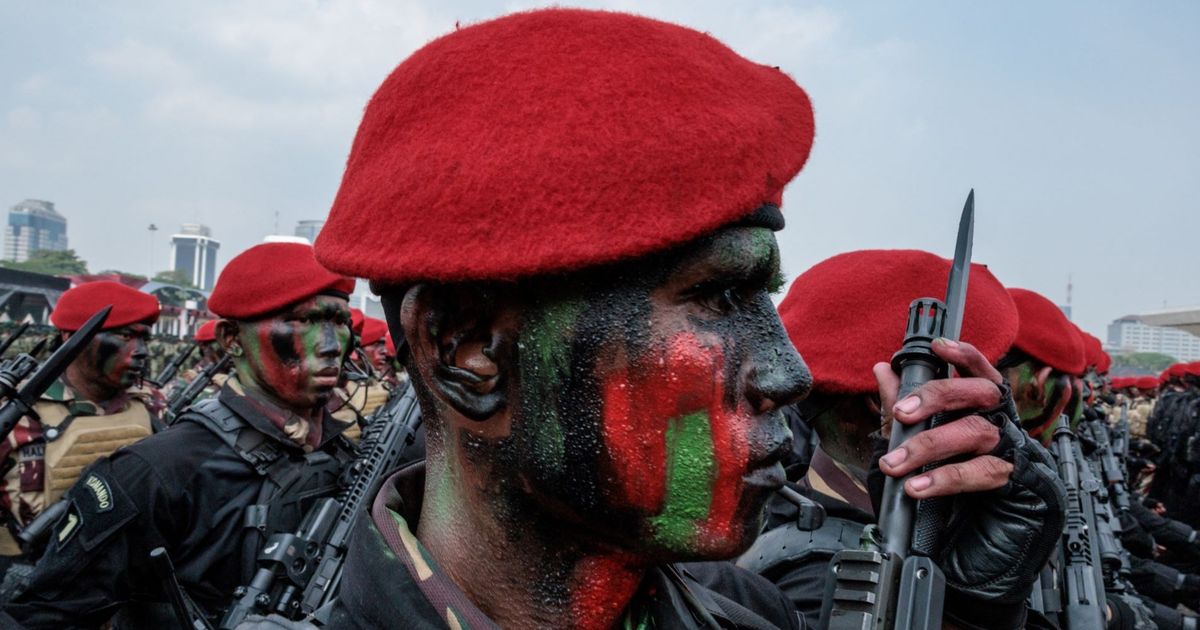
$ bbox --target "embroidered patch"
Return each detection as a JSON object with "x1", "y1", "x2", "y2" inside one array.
[
  {"x1": 56, "y1": 502, "x2": 82, "y2": 546},
  {"x1": 83, "y1": 474, "x2": 114, "y2": 513}
]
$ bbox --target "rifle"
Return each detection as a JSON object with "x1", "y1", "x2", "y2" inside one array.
[
  {"x1": 150, "y1": 343, "x2": 197, "y2": 389},
  {"x1": 1051, "y1": 416, "x2": 1107, "y2": 629},
  {"x1": 1086, "y1": 414, "x2": 1133, "y2": 519},
  {"x1": 150, "y1": 547, "x2": 214, "y2": 630},
  {"x1": 163, "y1": 355, "x2": 232, "y2": 425},
  {"x1": 0, "y1": 307, "x2": 110, "y2": 443},
  {"x1": 218, "y1": 381, "x2": 422, "y2": 628},
  {"x1": 820, "y1": 191, "x2": 974, "y2": 629}
]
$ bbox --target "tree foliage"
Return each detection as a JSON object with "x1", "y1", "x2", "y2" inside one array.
[
  {"x1": 1111, "y1": 351, "x2": 1177, "y2": 375},
  {"x1": 152, "y1": 270, "x2": 196, "y2": 289},
  {"x1": 0, "y1": 249, "x2": 88, "y2": 275}
]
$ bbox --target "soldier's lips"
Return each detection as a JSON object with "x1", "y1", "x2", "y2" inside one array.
[
  {"x1": 313, "y1": 367, "x2": 340, "y2": 387},
  {"x1": 742, "y1": 462, "x2": 786, "y2": 490}
]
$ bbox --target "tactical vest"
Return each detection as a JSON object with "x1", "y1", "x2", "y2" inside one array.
[
  {"x1": 331, "y1": 381, "x2": 390, "y2": 442},
  {"x1": 40, "y1": 399, "x2": 154, "y2": 505},
  {"x1": 737, "y1": 514, "x2": 866, "y2": 580},
  {"x1": 178, "y1": 398, "x2": 354, "y2": 581}
]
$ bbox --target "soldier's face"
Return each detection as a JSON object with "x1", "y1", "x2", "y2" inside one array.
[
  {"x1": 199, "y1": 340, "x2": 222, "y2": 364},
  {"x1": 507, "y1": 227, "x2": 810, "y2": 560},
  {"x1": 1003, "y1": 362, "x2": 1074, "y2": 443},
  {"x1": 84, "y1": 324, "x2": 151, "y2": 390},
  {"x1": 236, "y1": 295, "x2": 351, "y2": 410},
  {"x1": 362, "y1": 340, "x2": 391, "y2": 375}
]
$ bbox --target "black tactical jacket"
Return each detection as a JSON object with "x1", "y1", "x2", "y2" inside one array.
[{"x1": 1, "y1": 383, "x2": 355, "y2": 630}]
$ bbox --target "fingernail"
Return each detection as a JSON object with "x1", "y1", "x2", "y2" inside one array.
[
  {"x1": 909, "y1": 475, "x2": 932, "y2": 491},
  {"x1": 881, "y1": 447, "x2": 907, "y2": 468},
  {"x1": 895, "y1": 396, "x2": 920, "y2": 414},
  {"x1": 935, "y1": 337, "x2": 959, "y2": 348}
]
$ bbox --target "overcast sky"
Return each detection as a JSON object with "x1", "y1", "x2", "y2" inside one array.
[{"x1": 2, "y1": 1, "x2": 1196, "y2": 340}]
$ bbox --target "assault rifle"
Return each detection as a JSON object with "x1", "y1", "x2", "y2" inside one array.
[
  {"x1": 820, "y1": 191, "x2": 974, "y2": 629},
  {"x1": 163, "y1": 355, "x2": 232, "y2": 425},
  {"x1": 1051, "y1": 416, "x2": 1108, "y2": 629},
  {"x1": 1084, "y1": 413, "x2": 1133, "y2": 520},
  {"x1": 0, "y1": 307, "x2": 110, "y2": 443},
  {"x1": 150, "y1": 342, "x2": 196, "y2": 389},
  {"x1": 218, "y1": 381, "x2": 422, "y2": 628}
]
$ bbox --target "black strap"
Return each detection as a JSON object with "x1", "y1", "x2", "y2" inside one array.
[{"x1": 179, "y1": 399, "x2": 285, "y2": 477}]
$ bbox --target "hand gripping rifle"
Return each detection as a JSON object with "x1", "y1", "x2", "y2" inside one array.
[
  {"x1": 218, "y1": 381, "x2": 422, "y2": 628},
  {"x1": 150, "y1": 342, "x2": 197, "y2": 389},
  {"x1": 0, "y1": 307, "x2": 110, "y2": 443},
  {"x1": 820, "y1": 191, "x2": 973, "y2": 630},
  {"x1": 1051, "y1": 415, "x2": 1108, "y2": 629},
  {"x1": 163, "y1": 355, "x2": 232, "y2": 425}
]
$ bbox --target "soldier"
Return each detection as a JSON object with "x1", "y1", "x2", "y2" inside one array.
[
  {"x1": 331, "y1": 317, "x2": 392, "y2": 438},
  {"x1": 293, "y1": 9, "x2": 1060, "y2": 629},
  {"x1": 736, "y1": 249, "x2": 1061, "y2": 628},
  {"x1": 0, "y1": 282, "x2": 161, "y2": 561},
  {"x1": 1, "y1": 243, "x2": 359, "y2": 627}
]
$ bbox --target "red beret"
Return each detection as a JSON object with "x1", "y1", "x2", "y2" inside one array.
[
  {"x1": 52, "y1": 281, "x2": 159, "y2": 332},
  {"x1": 194, "y1": 320, "x2": 218, "y2": 343},
  {"x1": 208, "y1": 243, "x2": 355, "y2": 320},
  {"x1": 777, "y1": 250, "x2": 1018, "y2": 395},
  {"x1": 1008, "y1": 288, "x2": 1086, "y2": 376},
  {"x1": 350, "y1": 309, "x2": 365, "y2": 336},
  {"x1": 360, "y1": 317, "x2": 389, "y2": 346},
  {"x1": 1160, "y1": 364, "x2": 1182, "y2": 383},
  {"x1": 316, "y1": 9, "x2": 814, "y2": 283},
  {"x1": 1185, "y1": 362, "x2": 1200, "y2": 377},
  {"x1": 1136, "y1": 375, "x2": 1159, "y2": 390},
  {"x1": 385, "y1": 333, "x2": 396, "y2": 356},
  {"x1": 1080, "y1": 332, "x2": 1106, "y2": 373}
]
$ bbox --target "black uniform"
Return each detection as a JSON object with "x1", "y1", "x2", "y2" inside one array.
[{"x1": 1, "y1": 383, "x2": 356, "y2": 629}]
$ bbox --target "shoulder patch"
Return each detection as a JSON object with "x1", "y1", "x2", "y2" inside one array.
[
  {"x1": 56, "y1": 501, "x2": 83, "y2": 546},
  {"x1": 83, "y1": 473, "x2": 115, "y2": 513}
]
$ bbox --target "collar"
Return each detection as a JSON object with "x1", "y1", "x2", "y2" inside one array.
[
  {"x1": 803, "y1": 447, "x2": 874, "y2": 516},
  {"x1": 216, "y1": 377, "x2": 349, "y2": 453}
]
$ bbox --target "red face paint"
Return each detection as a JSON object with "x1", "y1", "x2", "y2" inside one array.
[
  {"x1": 599, "y1": 331, "x2": 766, "y2": 555},
  {"x1": 238, "y1": 296, "x2": 350, "y2": 411},
  {"x1": 569, "y1": 554, "x2": 643, "y2": 630}
]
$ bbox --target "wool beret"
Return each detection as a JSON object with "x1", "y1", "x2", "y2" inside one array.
[
  {"x1": 1136, "y1": 375, "x2": 1159, "y2": 390},
  {"x1": 208, "y1": 243, "x2": 355, "y2": 320},
  {"x1": 315, "y1": 8, "x2": 815, "y2": 283},
  {"x1": 1160, "y1": 363, "x2": 1182, "y2": 383},
  {"x1": 385, "y1": 333, "x2": 396, "y2": 356},
  {"x1": 1185, "y1": 362, "x2": 1200, "y2": 377},
  {"x1": 350, "y1": 309, "x2": 365, "y2": 336},
  {"x1": 1008, "y1": 288, "x2": 1086, "y2": 376},
  {"x1": 1109, "y1": 376, "x2": 1128, "y2": 389},
  {"x1": 777, "y1": 250, "x2": 1018, "y2": 395},
  {"x1": 1080, "y1": 332, "x2": 1107, "y2": 374},
  {"x1": 360, "y1": 317, "x2": 389, "y2": 346},
  {"x1": 194, "y1": 320, "x2": 218, "y2": 343},
  {"x1": 51, "y1": 281, "x2": 159, "y2": 332}
]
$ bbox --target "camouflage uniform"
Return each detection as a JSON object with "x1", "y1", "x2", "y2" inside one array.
[{"x1": 0, "y1": 379, "x2": 161, "y2": 555}]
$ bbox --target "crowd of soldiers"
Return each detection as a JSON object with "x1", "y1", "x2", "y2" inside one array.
[{"x1": 0, "y1": 8, "x2": 1195, "y2": 630}]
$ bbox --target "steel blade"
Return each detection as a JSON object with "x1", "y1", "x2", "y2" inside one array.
[
  {"x1": 0, "y1": 322, "x2": 29, "y2": 357},
  {"x1": 942, "y1": 190, "x2": 974, "y2": 342},
  {"x1": 14, "y1": 306, "x2": 111, "y2": 407}
]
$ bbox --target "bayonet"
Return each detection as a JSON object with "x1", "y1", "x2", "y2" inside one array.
[{"x1": 0, "y1": 322, "x2": 30, "y2": 358}]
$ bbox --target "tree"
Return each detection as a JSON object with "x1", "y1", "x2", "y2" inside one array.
[
  {"x1": 99, "y1": 269, "x2": 148, "y2": 282},
  {"x1": 1111, "y1": 351, "x2": 1177, "y2": 375},
  {"x1": 152, "y1": 270, "x2": 196, "y2": 289},
  {"x1": 1, "y1": 249, "x2": 88, "y2": 275}
]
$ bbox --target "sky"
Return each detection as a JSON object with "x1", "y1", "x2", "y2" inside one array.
[{"x1": 1, "y1": 1, "x2": 1197, "y2": 340}]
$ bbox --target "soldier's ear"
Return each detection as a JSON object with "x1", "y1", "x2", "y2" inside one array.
[
  {"x1": 390, "y1": 284, "x2": 512, "y2": 421},
  {"x1": 215, "y1": 320, "x2": 242, "y2": 357}
]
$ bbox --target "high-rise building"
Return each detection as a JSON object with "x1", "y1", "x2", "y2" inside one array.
[
  {"x1": 5, "y1": 199, "x2": 68, "y2": 262},
  {"x1": 1107, "y1": 315, "x2": 1200, "y2": 362},
  {"x1": 294, "y1": 220, "x2": 324, "y2": 245},
  {"x1": 170, "y1": 223, "x2": 220, "y2": 290}
]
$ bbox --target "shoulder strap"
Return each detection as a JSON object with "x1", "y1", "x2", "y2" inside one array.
[
  {"x1": 737, "y1": 516, "x2": 865, "y2": 577},
  {"x1": 179, "y1": 398, "x2": 285, "y2": 476}
]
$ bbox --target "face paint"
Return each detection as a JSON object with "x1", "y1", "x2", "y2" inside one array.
[
  {"x1": 88, "y1": 324, "x2": 150, "y2": 391},
  {"x1": 362, "y1": 340, "x2": 393, "y2": 376},
  {"x1": 236, "y1": 296, "x2": 351, "y2": 411},
  {"x1": 1010, "y1": 362, "x2": 1074, "y2": 443},
  {"x1": 507, "y1": 227, "x2": 806, "y2": 558}
]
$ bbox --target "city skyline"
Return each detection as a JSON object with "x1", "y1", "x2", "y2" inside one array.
[{"x1": 2, "y1": 2, "x2": 1196, "y2": 341}]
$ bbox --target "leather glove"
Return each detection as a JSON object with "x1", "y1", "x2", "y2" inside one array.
[{"x1": 934, "y1": 385, "x2": 1067, "y2": 626}]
